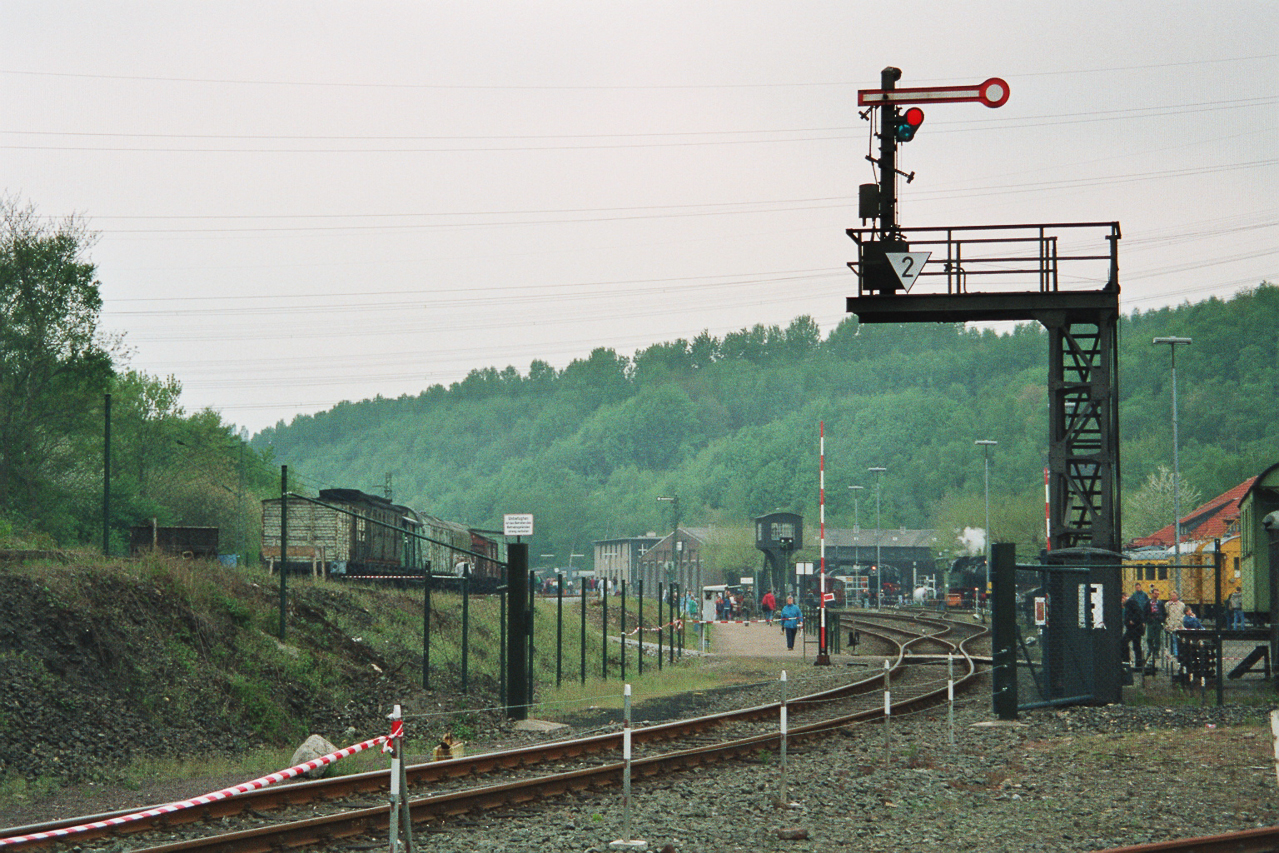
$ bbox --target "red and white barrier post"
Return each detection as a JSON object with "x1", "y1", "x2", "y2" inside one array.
[
  {"x1": 610, "y1": 684, "x2": 646, "y2": 850},
  {"x1": 386, "y1": 704, "x2": 413, "y2": 853},
  {"x1": 779, "y1": 670, "x2": 789, "y2": 804},
  {"x1": 883, "y1": 659, "x2": 892, "y2": 764},
  {"x1": 948, "y1": 653, "x2": 956, "y2": 745}
]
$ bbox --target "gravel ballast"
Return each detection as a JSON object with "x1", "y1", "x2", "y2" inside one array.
[{"x1": 423, "y1": 696, "x2": 1278, "y2": 853}]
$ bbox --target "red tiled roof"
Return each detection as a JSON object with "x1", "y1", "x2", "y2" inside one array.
[{"x1": 1128, "y1": 476, "x2": 1257, "y2": 547}]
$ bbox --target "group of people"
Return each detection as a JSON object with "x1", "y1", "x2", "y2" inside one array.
[
  {"x1": 714, "y1": 590, "x2": 751, "y2": 621},
  {"x1": 1121, "y1": 582, "x2": 1210, "y2": 670}
]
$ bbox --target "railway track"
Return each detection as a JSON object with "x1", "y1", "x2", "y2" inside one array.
[
  {"x1": 2, "y1": 611, "x2": 986, "y2": 853},
  {"x1": 1092, "y1": 825, "x2": 1279, "y2": 853}
]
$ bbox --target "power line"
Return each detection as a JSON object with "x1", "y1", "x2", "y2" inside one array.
[{"x1": 3, "y1": 52, "x2": 1274, "y2": 90}]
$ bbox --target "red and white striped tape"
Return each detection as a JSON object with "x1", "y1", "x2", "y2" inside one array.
[
  {"x1": 383, "y1": 719, "x2": 404, "y2": 753},
  {"x1": 621, "y1": 617, "x2": 788, "y2": 635},
  {"x1": 621, "y1": 619, "x2": 684, "y2": 636},
  {"x1": 0, "y1": 734, "x2": 392, "y2": 847}
]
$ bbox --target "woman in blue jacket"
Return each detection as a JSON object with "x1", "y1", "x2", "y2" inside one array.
[{"x1": 779, "y1": 596, "x2": 803, "y2": 650}]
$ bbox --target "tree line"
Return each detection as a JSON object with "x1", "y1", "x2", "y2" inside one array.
[{"x1": 259, "y1": 282, "x2": 1279, "y2": 577}]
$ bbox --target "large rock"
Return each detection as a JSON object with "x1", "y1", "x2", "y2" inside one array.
[{"x1": 291, "y1": 734, "x2": 338, "y2": 778}]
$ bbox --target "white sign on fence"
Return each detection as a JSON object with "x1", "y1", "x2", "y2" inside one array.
[{"x1": 503, "y1": 514, "x2": 534, "y2": 537}]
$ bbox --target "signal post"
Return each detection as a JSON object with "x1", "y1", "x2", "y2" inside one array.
[{"x1": 846, "y1": 67, "x2": 1120, "y2": 559}]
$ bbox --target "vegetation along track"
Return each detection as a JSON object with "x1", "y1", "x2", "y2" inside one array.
[{"x1": 1, "y1": 612, "x2": 987, "y2": 853}]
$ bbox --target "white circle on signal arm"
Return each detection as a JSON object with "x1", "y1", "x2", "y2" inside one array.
[{"x1": 979, "y1": 78, "x2": 1009, "y2": 108}]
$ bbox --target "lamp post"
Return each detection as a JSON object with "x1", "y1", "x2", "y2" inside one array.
[
  {"x1": 976, "y1": 440, "x2": 997, "y2": 609},
  {"x1": 849, "y1": 485, "x2": 864, "y2": 604},
  {"x1": 1153, "y1": 336, "x2": 1192, "y2": 596},
  {"x1": 657, "y1": 496, "x2": 679, "y2": 578},
  {"x1": 868, "y1": 467, "x2": 886, "y2": 608}
]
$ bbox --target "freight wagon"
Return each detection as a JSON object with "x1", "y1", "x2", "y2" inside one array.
[
  {"x1": 261, "y1": 488, "x2": 416, "y2": 577},
  {"x1": 260, "y1": 488, "x2": 504, "y2": 587}
]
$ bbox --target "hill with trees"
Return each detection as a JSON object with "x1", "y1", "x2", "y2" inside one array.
[{"x1": 256, "y1": 284, "x2": 1279, "y2": 576}]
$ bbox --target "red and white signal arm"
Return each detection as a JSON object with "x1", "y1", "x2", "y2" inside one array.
[
  {"x1": 822, "y1": 592, "x2": 836, "y2": 603},
  {"x1": 858, "y1": 77, "x2": 1009, "y2": 109}
]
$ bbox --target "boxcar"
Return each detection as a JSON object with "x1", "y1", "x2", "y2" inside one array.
[{"x1": 261, "y1": 488, "x2": 409, "y2": 576}]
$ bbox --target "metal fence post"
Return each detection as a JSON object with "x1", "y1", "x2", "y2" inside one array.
[
  {"x1": 505, "y1": 543, "x2": 529, "y2": 720},
  {"x1": 528, "y1": 570, "x2": 536, "y2": 706},
  {"x1": 657, "y1": 582, "x2": 664, "y2": 671},
  {"x1": 1215, "y1": 539, "x2": 1224, "y2": 707},
  {"x1": 991, "y1": 542, "x2": 1018, "y2": 720},
  {"x1": 499, "y1": 585, "x2": 506, "y2": 706},
  {"x1": 637, "y1": 580, "x2": 644, "y2": 676},
  {"x1": 461, "y1": 570, "x2": 470, "y2": 693},
  {"x1": 422, "y1": 568, "x2": 431, "y2": 691},
  {"x1": 557, "y1": 573, "x2": 564, "y2": 689}
]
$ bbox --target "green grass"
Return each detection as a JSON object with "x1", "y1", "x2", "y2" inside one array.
[{"x1": 0, "y1": 556, "x2": 761, "y2": 814}]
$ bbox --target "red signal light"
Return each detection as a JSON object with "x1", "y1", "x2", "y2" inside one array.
[{"x1": 894, "y1": 107, "x2": 925, "y2": 142}]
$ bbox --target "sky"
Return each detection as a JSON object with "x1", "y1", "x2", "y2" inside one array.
[{"x1": 3, "y1": 2, "x2": 1275, "y2": 435}]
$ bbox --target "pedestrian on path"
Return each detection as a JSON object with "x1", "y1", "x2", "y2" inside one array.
[
  {"x1": 1144, "y1": 587, "x2": 1166, "y2": 668},
  {"x1": 779, "y1": 595, "x2": 803, "y2": 650},
  {"x1": 1228, "y1": 589, "x2": 1245, "y2": 630},
  {"x1": 761, "y1": 588, "x2": 777, "y2": 625}
]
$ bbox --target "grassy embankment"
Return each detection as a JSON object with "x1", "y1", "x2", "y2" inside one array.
[{"x1": 0, "y1": 553, "x2": 728, "y2": 801}]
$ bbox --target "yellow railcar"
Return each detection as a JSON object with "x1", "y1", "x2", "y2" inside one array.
[{"x1": 1122, "y1": 536, "x2": 1241, "y2": 619}]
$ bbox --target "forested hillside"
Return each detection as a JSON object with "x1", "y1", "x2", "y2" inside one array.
[{"x1": 256, "y1": 284, "x2": 1279, "y2": 569}]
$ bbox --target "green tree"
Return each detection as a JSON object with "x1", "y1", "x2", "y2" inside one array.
[
  {"x1": 0, "y1": 197, "x2": 114, "y2": 533},
  {"x1": 700, "y1": 525, "x2": 759, "y2": 586},
  {"x1": 1122, "y1": 465, "x2": 1202, "y2": 542}
]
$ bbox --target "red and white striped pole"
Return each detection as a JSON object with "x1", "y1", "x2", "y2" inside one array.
[
  {"x1": 1044, "y1": 466, "x2": 1051, "y2": 551},
  {"x1": 816, "y1": 422, "x2": 831, "y2": 664}
]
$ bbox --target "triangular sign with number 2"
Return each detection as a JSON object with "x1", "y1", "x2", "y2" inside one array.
[{"x1": 884, "y1": 252, "x2": 931, "y2": 291}]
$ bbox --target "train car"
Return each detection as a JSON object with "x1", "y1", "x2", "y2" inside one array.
[
  {"x1": 1121, "y1": 536, "x2": 1242, "y2": 621},
  {"x1": 261, "y1": 488, "x2": 413, "y2": 577},
  {"x1": 1240, "y1": 461, "x2": 1279, "y2": 615},
  {"x1": 415, "y1": 513, "x2": 471, "y2": 577},
  {"x1": 468, "y1": 529, "x2": 503, "y2": 587}
]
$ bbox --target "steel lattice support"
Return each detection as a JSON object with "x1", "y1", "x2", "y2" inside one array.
[{"x1": 1046, "y1": 312, "x2": 1121, "y2": 552}]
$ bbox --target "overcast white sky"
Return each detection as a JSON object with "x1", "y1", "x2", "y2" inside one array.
[{"x1": 3, "y1": 2, "x2": 1275, "y2": 434}]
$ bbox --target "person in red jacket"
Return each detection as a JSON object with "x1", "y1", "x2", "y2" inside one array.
[{"x1": 761, "y1": 589, "x2": 778, "y2": 625}]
